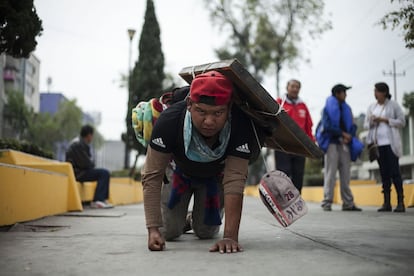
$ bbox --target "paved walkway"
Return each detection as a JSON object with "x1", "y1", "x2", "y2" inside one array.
[{"x1": 1, "y1": 197, "x2": 413, "y2": 276}]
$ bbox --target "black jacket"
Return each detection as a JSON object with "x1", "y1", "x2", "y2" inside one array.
[{"x1": 65, "y1": 139, "x2": 95, "y2": 179}]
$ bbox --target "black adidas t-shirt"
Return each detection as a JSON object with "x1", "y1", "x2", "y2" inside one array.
[{"x1": 149, "y1": 101, "x2": 262, "y2": 178}]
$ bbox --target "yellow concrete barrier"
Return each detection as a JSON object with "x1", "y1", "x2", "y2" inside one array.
[
  {"x1": 302, "y1": 184, "x2": 414, "y2": 207},
  {"x1": 77, "y1": 178, "x2": 143, "y2": 205},
  {"x1": 244, "y1": 185, "x2": 259, "y2": 197},
  {"x1": 0, "y1": 163, "x2": 68, "y2": 226},
  {"x1": 0, "y1": 150, "x2": 145, "y2": 225},
  {"x1": 0, "y1": 149, "x2": 54, "y2": 164},
  {"x1": 108, "y1": 177, "x2": 143, "y2": 205},
  {"x1": 244, "y1": 181, "x2": 414, "y2": 207},
  {"x1": 350, "y1": 183, "x2": 414, "y2": 207},
  {"x1": 26, "y1": 163, "x2": 83, "y2": 211},
  {"x1": 348, "y1": 179, "x2": 377, "y2": 185},
  {"x1": 301, "y1": 186, "x2": 325, "y2": 203},
  {"x1": 408, "y1": 187, "x2": 414, "y2": 207},
  {"x1": 77, "y1": 182, "x2": 96, "y2": 202},
  {"x1": 0, "y1": 150, "x2": 82, "y2": 211}
]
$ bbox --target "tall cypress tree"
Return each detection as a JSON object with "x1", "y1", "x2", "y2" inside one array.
[{"x1": 125, "y1": 0, "x2": 165, "y2": 160}]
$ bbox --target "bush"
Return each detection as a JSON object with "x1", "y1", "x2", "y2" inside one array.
[{"x1": 0, "y1": 138, "x2": 54, "y2": 159}]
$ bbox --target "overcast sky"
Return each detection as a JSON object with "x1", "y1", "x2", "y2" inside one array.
[{"x1": 33, "y1": 0, "x2": 414, "y2": 140}]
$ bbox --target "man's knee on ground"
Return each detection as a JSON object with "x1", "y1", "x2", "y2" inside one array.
[
  {"x1": 193, "y1": 225, "x2": 219, "y2": 239},
  {"x1": 163, "y1": 231, "x2": 183, "y2": 241},
  {"x1": 162, "y1": 227, "x2": 183, "y2": 241}
]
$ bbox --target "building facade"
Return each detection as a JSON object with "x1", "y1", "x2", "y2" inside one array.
[
  {"x1": 1, "y1": 53, "x2": 40, "y2": 138},
  {"x1": 3, "y1": 54, "x2": 40, "y2": 112},
  {"x1": 39, "y1": 92, "x2": 68, "y2": 114}
]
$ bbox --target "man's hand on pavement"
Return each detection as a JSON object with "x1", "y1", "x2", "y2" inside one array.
[
  {"x1": 148, "y1": 227, "x2": 165, "y2": 251},
  {"x1": 209, "y1": 238, "x2": 243, "y2": 254}
]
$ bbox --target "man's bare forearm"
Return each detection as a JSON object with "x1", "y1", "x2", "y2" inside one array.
[{"x1": 223, "y1": 194, "x2": 243, "y2": 241}]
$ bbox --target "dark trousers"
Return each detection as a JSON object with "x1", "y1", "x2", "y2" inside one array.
[
  {"x1": 377, "y1": 145, "x2": 403, "y2": 195},
  {"x1": 77, "y1": 168, "x2": 110, "y2": 202},
  {"x1": 275, "y1": 151, "x2": 306, "y2": 193}
]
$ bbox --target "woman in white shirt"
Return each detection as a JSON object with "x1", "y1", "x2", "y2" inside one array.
[{"x1": 364, "y1": 82, "x2": 406, "y2": 212}]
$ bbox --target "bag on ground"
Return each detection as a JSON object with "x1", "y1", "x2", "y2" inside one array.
[{"x1": 258, "y1": 170, "x2": 308, "y2": 227}]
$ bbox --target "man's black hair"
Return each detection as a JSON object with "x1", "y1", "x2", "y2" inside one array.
[{"x1": 80, "y1": 125, "x2": 94, "y2": 138}]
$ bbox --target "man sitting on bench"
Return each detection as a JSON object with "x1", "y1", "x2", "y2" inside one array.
[{"x1": 66, "y1": 125, "x2": 113, "y2": 209}]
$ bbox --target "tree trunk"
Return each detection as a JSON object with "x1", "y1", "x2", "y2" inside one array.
[{"x1": 275, "y1": 62, "x2": 282, "y2": 98}]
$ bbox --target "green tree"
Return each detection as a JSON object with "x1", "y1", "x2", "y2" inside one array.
[
  {"x1": 2, "y1": 90, "x2": 31, "y2": 139},
  {"x1": 3, "y1": 92, "x2": 102, "y2": 156},
  {"x1": 379, "y1": 0, "x2": 414, "y2": 49},
  {"x1": 54, "y1": 100, "x2": 83, "y2": 142},
  {"x1": 403, "y1": 91, "x2": 414, "y2": 114},
  {"x1": 27, "y1": 112, "x2": 59, "y2": 152},
  {"x1": 204, "y1": 0, "x2": 331, "y2": 96},
  {"x1": 125, "y1": 0, "x2": 165, "y2": 162},
  {"x1": 26, "y1": 99, "x2": 83, "y2": 153},
  {"x1": 0, "y1": 0, "x2": 43, "y2": 57}
]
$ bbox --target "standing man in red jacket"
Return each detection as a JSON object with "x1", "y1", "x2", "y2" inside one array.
[{"x1": 275, "y1": 79, "x2": 314, "y2": 193}]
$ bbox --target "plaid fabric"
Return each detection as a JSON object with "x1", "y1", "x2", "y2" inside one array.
[{"x1": 168, "y1": 167, "x2": 221, "y2": 226}]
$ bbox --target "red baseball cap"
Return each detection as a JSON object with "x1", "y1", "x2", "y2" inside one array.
[{"x1": 189, "y1": 70, "x2": 233, "y2": 105}]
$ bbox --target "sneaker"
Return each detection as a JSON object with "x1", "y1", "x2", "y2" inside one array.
[
  {"x1": 322, "y1": 205, "x2": 332, "y2": 211},
  {"x1": 90, "y1": 201, "x2": 114, "y2": 209},
  {"x1": 104, "y1": 200, "x2": 114, "y2": 208},
  {"x1": 342, "y1": 205, "x2": 362, "y2": 211}
]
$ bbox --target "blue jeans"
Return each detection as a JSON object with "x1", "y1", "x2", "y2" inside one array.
[{"x1": 77, "y1": 168, "x2": 110, "y2": 202}]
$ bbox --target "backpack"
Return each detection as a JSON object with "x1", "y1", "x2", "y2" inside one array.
[{"x1": 131, "y1": 86, "x2": 189, "y2": 147}]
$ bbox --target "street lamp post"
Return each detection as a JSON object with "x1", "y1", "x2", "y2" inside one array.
[{"x1": 124, "y1": 28, "x2": 136, "y2": 169}]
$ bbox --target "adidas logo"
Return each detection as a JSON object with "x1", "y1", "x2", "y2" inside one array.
[
  {"x1": 235, "y1": 143, "x2": 250, "y2": 153},
  {"x1": 152, "y1": 137, "x2": 166, "y2": 148}
]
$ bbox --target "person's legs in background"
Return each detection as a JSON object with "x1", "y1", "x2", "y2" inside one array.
[
  {"x1": 378, "y1": 145, "x2": 405, "y2": 212},
  {"x1": 337, "y1": 145, "x2": 360, "y2": 211},
  {"x1": 291, "y1": 155, "x2": 305, "y2": 193},
  {"x1": 322, "y1": 144, "x2": 339, "y2": 211},
  {"x1": 77, "y1": 168, "x2": 111, "y2": 208},
  {"x1": 377, "y1": 146, "x2": 393, "y2": 211},
  {"x1": 275, "y1": 151, "x2": 294, "y2": 182}
]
